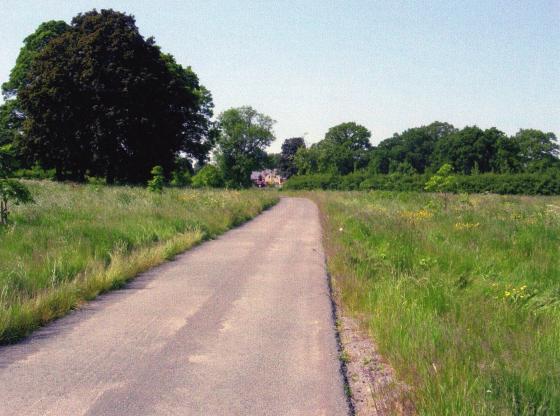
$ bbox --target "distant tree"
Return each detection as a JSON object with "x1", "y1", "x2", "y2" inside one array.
[
  {"x1": 513, "y1": 129, "x2": 560, "y2": 172},
  {"x1": 264, "y1": 153, "x2": 281, "y2": 170},
  {"x1": 279, "y1": 137, "x2": 305, "y2": 178},
  {"x1": 369, "y1": 121, "x2": 456, "y2": 174},
  {"x1": 191, "y1": 164, "x2": 224, "y2": 188},
  {"x1": 17, "y1": 9, "x2": 213, "y2": 183},
  {"x1": 294, "y1": 145, "x2": 319, "y2": 175},
  {"x1": 494, "y1": 132, "x2": 522, "y2": 173},
  {"x1": 434, "y1": 126, "x2": 500, "y2": 174},
  {"x1": 215, "y1": 106, "x2": 275, "y2": 187},
  {"x1": 320, "y1": 122, "x2": 371, "y2": 174}
]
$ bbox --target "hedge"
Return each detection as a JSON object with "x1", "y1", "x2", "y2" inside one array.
[{"x1": 283, "y1": 172, "x2": 560, "y2": 195}]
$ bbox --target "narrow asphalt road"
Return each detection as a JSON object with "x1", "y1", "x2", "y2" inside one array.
[{"x1": 0, "y1": 197, "x2": 348, "y2": 415}]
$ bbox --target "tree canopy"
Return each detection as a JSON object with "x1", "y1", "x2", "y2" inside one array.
[
  {"x1": 14, "y1": 9, "x2": 213, "y2": 182},
  {"x1": 294, "y1": 122, "x2": 371, "y2": 175},
  {"x1": 2, "y1": 20, "x2": 70, "y2": 99},
  {"x1": 215, "y1": 106, "x2": 275, "y2": 188},
  {"x1": 279, "y1": 137, "x2": 305, "y2": 178}
]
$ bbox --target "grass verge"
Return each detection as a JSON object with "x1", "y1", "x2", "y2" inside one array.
[
  {"x1": 0, "y1": 181, "x2": 278, "y2": 343},
  {"x1": 308, "y1": 191, "x2": 560, "y2": 415}
]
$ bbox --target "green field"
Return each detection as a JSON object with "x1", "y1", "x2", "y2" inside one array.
[
  {"x1": 0, "y1": 181, "x2": 277, "y2": 343},
  {"x1": 312, "y1": 191, "x2": 560, "y2": 415}
]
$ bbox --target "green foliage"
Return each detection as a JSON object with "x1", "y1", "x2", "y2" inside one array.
[
  {"x1": 0, "y1": 100, "x2": 23, "y2": 145},
  {"x1": 424, "y1": 163, "x2": 456, "y2": 193},
  {"x1": 215, "y1": 106, "x2": 275, "y2": 188},
  {"x1": 170, "y1": 169, "x2": 191, "y2": 187},
  {"x1": 514, "y1": 129, "x2": 560, "y2": 172},
  {"x1": 0, "y1": 144, "x2": 16, "y2": 177},
  {"x1": 321, "y1": 122, "x2": 372, "y2": 174},
  {"x1": 147, "y1": 166, "x2": 165, "y2": 192},
  {"x1": 264, "y1": 152, "x2": 281, "y2": 170},
  {"x1": 279, "y1": 137, "x2": 305, "y2": 178},
  {"x1": 284, "y1": 171, "x2": 560, "y2": 195},
  {"x1": 370, "y1": 121, "x2": 456, "y2": 174},
  {"x1": 296, "y1": 122, "x2": 371, "y2": 176},
  {"x1": 294, "y1": 145, "x2": 319, "y2": 175},
  {"x1": 16, "y1": 10, "x2": 213, "y2": 183},
  {"x1": 367, "y1": 122, "x2": 559, "y2": 177},
  {"x1": 1, "y1": 20, "x2": 70, "y2": 98},
  {"x1": 191, "y1": 164, "x2": 225, "y2": 188},
  {"x1": 0, "y1": 181, "x2": 277, "y2": 342},
  {"x1": 0, "y1": 179, "x2": 33, "y2": 224},
  {"x1": 11, "y1": 164, "x2": 55, "y2": 180},
  {"x1": 313, "y1": 191, "x2": 560, "y2": 414}
]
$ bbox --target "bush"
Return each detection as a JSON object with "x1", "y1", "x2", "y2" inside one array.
[
  {"x1": 170, "y1": 169, "x2": 191, "y2": 187},
  {"x1": 11, "y1": 165, "x2": 55, "y2": 180},
  {"x1": 147, "y1": 166, "x2": 165, "y2": 192},
  {"x1": 191, "y1": 165, "x2": 224, "y2": 188}
]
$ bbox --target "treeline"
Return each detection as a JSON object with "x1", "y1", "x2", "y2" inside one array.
[
  {"x1": 289, "y1": 122, "x2": 559, "y2": 177},
  {"x1": 1, "y1": 8, "x2": 558, "y2": 194},
  {"x1": 275, "y1": 121, "x2": 560, "y2": 194}
]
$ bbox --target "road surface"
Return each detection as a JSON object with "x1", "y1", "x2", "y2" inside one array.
[{"x1": 0, "y1": 197, "x2": 348, "y2": 415}]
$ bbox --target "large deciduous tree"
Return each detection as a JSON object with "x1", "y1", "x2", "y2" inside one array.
[
  {"x1": 513, "y1": 129, "x2": 560, "y2": 172},
  {"x1": 434, "y1": 126, "x2": 502, "y2": 174},
  {"x1": 17, "y1": 9, "x2": 213, "y2": 183},
  {"x1": 215, "y1": 106, "x2": 275, "y2": 188},
  {"x1": 369, "y1": 121, "x2": 456, "y2": 174},
  {"x1": 279, "y1": 137, "x2": 305, "y2": 178},
  {"x1": 294, "y1": 122, "x2": 371, "y2": 175},
  {"x1": 320, "y1": 122, "x2": 371, "y2": 174}
]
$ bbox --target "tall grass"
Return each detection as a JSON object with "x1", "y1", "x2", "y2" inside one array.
[
  {"x1": 0, "y1": 181, "x2": 277, "y2": 343},
  {"x1": 312, "y1": 191, "x2": 560, "y2": 415}
]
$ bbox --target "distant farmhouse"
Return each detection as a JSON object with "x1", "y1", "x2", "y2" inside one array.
[{"x1": 250, "y1": 169, "x2": 285, "y2": 188}]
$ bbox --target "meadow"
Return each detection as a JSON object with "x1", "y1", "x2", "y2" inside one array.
[
  {"x1": 0, "y1": 181, "x2": 277, "y2": 343},
  {"x1": 311, "y1": 191, "x2": 560, "y2": 415}
]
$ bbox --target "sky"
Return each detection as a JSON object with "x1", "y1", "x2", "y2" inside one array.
[{"x1": 1, "y1": 0, "x2": 558, "y2": 151}]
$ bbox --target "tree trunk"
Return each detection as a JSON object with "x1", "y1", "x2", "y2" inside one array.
[{"x1": 0, "y1": 198, "x2": 7, "y2": 225}]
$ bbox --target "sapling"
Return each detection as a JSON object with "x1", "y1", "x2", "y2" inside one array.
[
  {"x1": 0, "y1": 179, "x2": 33, "y2": 225},
  {"x1": 424, "y1": 163, "x2": 456, "y2": 209},
  {"x1": 147, "y1": 166, "x2": 165, "y2": 192}
]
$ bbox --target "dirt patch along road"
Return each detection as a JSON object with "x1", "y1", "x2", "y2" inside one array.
[{"x1": 0, "y1": 198, "x2": 349, "y2": 415}]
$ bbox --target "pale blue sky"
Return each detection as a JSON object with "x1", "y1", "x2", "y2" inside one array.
[{"x1": 1, "y1": 0, "x2": 558, "y2": 151}]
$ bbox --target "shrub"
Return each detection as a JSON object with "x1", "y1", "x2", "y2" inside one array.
[
  {"x1": 425, "y1": 164, "x2": 456, "y2": 192},
  {"x1": 170, "y1": 169, "x2": 191, "y2": 187},
  {"x1": 11, "y1": 164, "x2": 56, "y2": 180},
  {"x1": 191, "y1": 165, "x2": 224, "y2": 188},
  {"x1": 147, "y1": 166, "x2": 165, "y2": 192}
]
